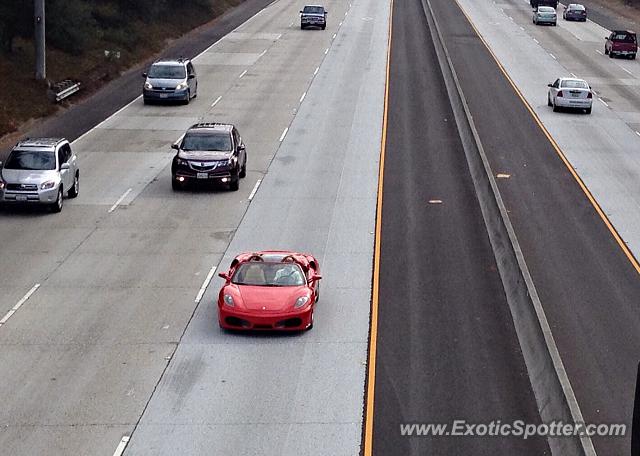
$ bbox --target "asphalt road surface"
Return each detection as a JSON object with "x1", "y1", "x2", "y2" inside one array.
[
  {"x1": 0, "y1": 0, "x2": 387, "y2": 453},
  {"x1": 435, "y1": 0, "x2": 640, "y2": 453},
  {"x1": 370, "y1": 0, "x2": 549, "y2": 454}
]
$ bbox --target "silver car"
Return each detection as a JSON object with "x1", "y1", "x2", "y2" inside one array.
[
  {"x1": 0, "y1": 138, "x2": 79, "y2": 212},
  {"x1": 547, "y1": 77, "x2": 593, "y2": 113},
  {"x1": 142, "y1": 58, "x2": 197, "y2": 104},
  {"x1": 533, "y1": 6, "x2": 557, "y2": 25}
]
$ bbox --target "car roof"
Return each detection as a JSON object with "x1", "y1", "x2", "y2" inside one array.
[
  {"x1": 152, "y1": 59, "x2": 189, "y2": 66},
  {"x1": 14, "y1": 137, "x2": 65, "y2": 150},
  {"x1": 187, "y1": 122, "x2": 233, "y2": 133},
  {"x1": 304, "y1": 5, "x2": 325, "y2": 8},
  {"x1": 612, "y1": 30, "x2": 636, "y2": 34},
  {"x1": 559, "y1": 77, "x2": 588, "y2": 83}
]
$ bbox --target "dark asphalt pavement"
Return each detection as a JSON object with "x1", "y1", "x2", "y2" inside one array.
[
  {"x1": 371, "y1": 0, "x2": 550, "y2": 454},
  {"x1": 429, "y1": 0, "x2": 640, "y2": 454}
]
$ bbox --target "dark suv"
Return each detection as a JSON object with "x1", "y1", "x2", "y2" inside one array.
[
  {"x1": 171, "y1": 123, "x2": 247, "y2": 191},
  {"x1": 300, "y1": 5, "x2": 327, "y2": 30},
  {"x1": 605, "y1": 30, "x2": 638, "y2": 59}
]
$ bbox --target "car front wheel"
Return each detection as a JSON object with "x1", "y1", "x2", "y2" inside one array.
[
  {"x1": 586, "y1": 107, "x2": 592, "y2": 114},
  {"x1": 68, "y1": 172, "x2": 79, "y2": 198},
  {"x1": 50, "y1": 187, "x2": 63, "y2": 213},
  {"x1": 548, "y1": 94, "x2": 552, "y2": 107},
  {"x1": 229, "y1": 168, "x2": 240, "y2": 191}
]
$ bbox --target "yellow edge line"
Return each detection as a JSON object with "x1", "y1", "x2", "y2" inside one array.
[
  {"x1": 455, "y1": 0, "x2": 640, "y2": 276},
  {"x1": 363, "y1": 0, "x2": 393, "y2": 453}
]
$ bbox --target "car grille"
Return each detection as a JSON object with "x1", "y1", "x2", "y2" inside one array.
[
  {"x1": 189, "y1": 162, "x2": 223, "y2": 172},
  {"x1": 6, "y1": 183, "x2": 38, "y2": 191},
  {"x1": 151, "y1": 87, "x2": 175, "y2": 93}
]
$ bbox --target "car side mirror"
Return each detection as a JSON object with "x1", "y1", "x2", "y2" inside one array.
[
  {"x1": 142, "y1": 72, "x2": 147, "y2": 78},
  {"x1": 60, "y1": 163, "x2": 70, "y2": 170},
  {"x1": 309, "y1": 274, "x2": 322, "y2": 282},
  {"x1": 171, "y1": 144, "x2": 180, "y2": 150},
  {"x1": 300, "y1": 10, "x2": 303, "y2": 13},
  {"x1": 218, "y1": 272, "x2": 230, "y2": 281},
  {"x1": 238, "y1": 144, "x2": 245, "y2": 151},
  {"x1": 188, "y1": 74, "x2": 195, "y2": 79},
  {"x1": 547, "y1": 83, "x2": 553, "y2": 87}
]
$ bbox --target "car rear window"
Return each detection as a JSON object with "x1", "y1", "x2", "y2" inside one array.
[
  {"x1": 148, "y1": 65, "x2": 186, "y2": 79},
  {"x1": 181, "y1": 132, "x2": 231, "y2": 151},
  {"x1": 569, "y1": 4, "x2": 585, "y2": 10},
  {"x1": 613, "y1": 33, "x2": 636, "y2": 42},
  {"x1": 561, "y1": 80, "x2": 588, "y2": 89},
  {"x1": 303, "y1": 6, "x2": 325, "y2": 13},
  {"x1": 5, "y1": 150, "x2": 55, "y2": 170},
  {"x1": 539, "y1": 6, "x2": 555, "y2": 12}
]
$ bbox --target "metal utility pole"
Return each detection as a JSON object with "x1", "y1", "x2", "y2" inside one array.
[{"x1": 34, "y1": 0, "x2": 45, "y2": 80}]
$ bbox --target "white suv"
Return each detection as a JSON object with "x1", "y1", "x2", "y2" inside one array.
[{"x1": 0, "y1": 138, "x2": 79, "y2": 212}]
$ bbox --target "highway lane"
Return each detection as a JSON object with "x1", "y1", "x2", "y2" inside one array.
[
  {"x1": 123, "y1": 0, "x2": 389, "y2": 453},
  {"x1": 435, "y1": 0, "x2": 640, "y2": 453},
  {"x1": 370, "y1": 0, "x2": 549, "y2": 454},
  {"x1": 0, "y1": 0, "x2": 361, "y2": 454}
]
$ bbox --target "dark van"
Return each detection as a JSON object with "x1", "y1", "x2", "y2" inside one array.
[{"x1": 605, "y1": 30, "x2": 637, "y2": 59}]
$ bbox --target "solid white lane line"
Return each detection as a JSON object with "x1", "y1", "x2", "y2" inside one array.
[
  {"x1": 72, "y1": 96, "x2": 141, "y2": 145},
  {"x1": 239, "y1": 70, "x2": 248, "y2": 78},
  {"x1": 108, "y1": 188, "x2": 132, "y2": 213},
  {"x1": 248, "y1": 179, "x2": 262, "y2": 201},
  {"x1": 279, "y1": 127, "x2": 289, "y2": 142},
  {"x1": 211, "y1": 96, "x2": 222, "y2": 107},
  {"x1": 570, "y1": 72, "x2": 577, "y2": 78},
  {"x1": 259, "y1": 49, "x2": 267, "y2": 58},
  {"x1": 299, "y1": 91, "x2": 307, "y2": 103},
  {"x1": 0, "y1": 284, "x2": 40, "y2": 327},
  {"x1": 596, "y1": 49, "x2": 603, "y2": 55},
  {"x1": 622, "y1": 67, "x2": 634, "y2": 76},
  {"x1": 314, "y1": 66, "x2": 319, "y2": 76},
  {"x1": 112, "y1": 436, "x2": 130, "y2": 456},
  {"x1": 549, "y1": 53, "x2": 557, "y2": 60},
  {"x1": 324, "y1": 48, "x2": 329, "y2": 54},
  {"x1": 599, "y1": 98, "x2": 609, "y2": 107},
  {"x1": 195, "y1": 266, "x2": 217, "y2": 303}
]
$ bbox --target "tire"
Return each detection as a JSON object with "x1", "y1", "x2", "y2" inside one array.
[
  {"x1": 239, "y1": 157, "x2": 247, "y2": 178},
  {"x1": 301, "y1": 24, "x2": 305, "y2": 29},
  {"x1": 306, "y1": 312, "x2": 314, "y2": 331},
  {"x1": 172, "y1": 177, "x2": 183, "y2": 191},
  {"x1": 605, "y1": 47, "x2": 609, "y2": 55},
  {"x1": 632, "y1": 54, "x2": 637, "y2": 60},
  {"x1": 609, "y1": 51, "x2": 615, "y2": 58},
  {"x1": 143, "y1": 98, "x2": 149, "y2": 105},
  {"x1": 548, "y1": 95, "x2": 552, "y2": 107},
  {"x1": 586, "y1": 107, "x2": 592, "y2": 114},
  {"x1": 50, "y1": 187, "x2": 63, "y2": 213},
  {"x1": 229, "y1": 168, "x2": 240, "y2": 191},
  {"x1": 552, "y1": 101, "x2": 559, "y2": 112},
  {"x1": 184, "y1": 91, "x2": 190, "y2": 104},
  {"x1": 68, "y1": 172, "x2": 79, "y2": 198},
  {"x1": 321, "y1": 24, "x2": 326, "y2": 30}
]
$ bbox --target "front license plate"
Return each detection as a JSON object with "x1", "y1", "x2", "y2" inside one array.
[
  {"x1": 197, "y1": 172, "x2": 208, "y2": 179},
  {"x1": 159, "y1": 93, "x2": 169, "y2": 98},
  {"x1": 16, "y1": 195, "x2": 27, "y2": 201}
]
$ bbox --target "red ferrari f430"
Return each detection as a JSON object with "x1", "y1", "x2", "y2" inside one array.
[{"x1": 217, "y1": 251, "x2": 322, "y2": 331}]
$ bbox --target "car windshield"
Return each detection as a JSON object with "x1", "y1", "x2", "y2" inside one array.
[
  {"x1": 232, "y1": 262, "x2": 306, "y2": 286},
  {"x1": 181, "y1": 132, "x2": 231, "y2": 151},
  {"x1": 303, "y1": 6, "x2": 324, "y2": 13},
  {"x1": 4, "y1": 150, "x2": 55, "y2": 170},
  {"x1": 561, "y1": 80, "x2": 589, "y2": 89},
  {"x1": 569, "y1": 5, "x2": 585, "y2": 10},
  {"x1": 539, "y1": 7, "x2": 555, "y2": 12},
  {"x1": 148, "y1": 64, "x2": 186, "y2": 79},
  {"x1": 613, "y1": 33, "x2": 636, "y2": 42}
]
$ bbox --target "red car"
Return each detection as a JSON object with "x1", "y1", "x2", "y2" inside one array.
[
  {"x1": 217, "y1": 251, "x2": 322, "y2": 331},
  {"x1": 605, "y1": 30, "x2": 637, "y2": 59}
]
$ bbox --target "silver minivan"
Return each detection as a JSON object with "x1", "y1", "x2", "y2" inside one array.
[
  {"x1": 0, "y1": 138, "x2": 79, "y2": 212},
  {"x1": 142, "y1": 59, "x2": 198, "y2": 104}
]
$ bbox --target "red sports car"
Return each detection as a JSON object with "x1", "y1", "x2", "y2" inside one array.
[{"x1": 217, "y1": 251, "x2": 322, "y2": 331}]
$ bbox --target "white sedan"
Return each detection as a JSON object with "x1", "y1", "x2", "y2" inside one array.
[{"x1": 547, "y1": 77, "x2": 593, "y2": 114}]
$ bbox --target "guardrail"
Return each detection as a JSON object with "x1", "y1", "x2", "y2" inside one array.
[{"x1": 47, "y1": 79, "x2": 81, "y2": 103}]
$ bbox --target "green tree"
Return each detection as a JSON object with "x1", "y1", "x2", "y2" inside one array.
[
  {"x1": 47, "y1": 0, "x2": 96, "y2": 55},
  {"x1": 0, "y1": 0, "x2": 32, "y2": 53}
]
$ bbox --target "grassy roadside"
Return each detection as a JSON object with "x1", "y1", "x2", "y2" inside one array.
[{"x1": 0, "y1": 0, "x2": 242, "y2": 142}]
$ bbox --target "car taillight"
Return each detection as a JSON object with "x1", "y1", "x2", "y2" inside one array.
[
  {"x1": 587, "y1": 92, "x2": 592, "y2": 98},
  {"x1": 557, "y1": 90, "x2": 564, "y2": 97}
]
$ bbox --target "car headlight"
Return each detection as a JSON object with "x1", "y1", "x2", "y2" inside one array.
[
  {"x1": 144, "y1": 81, "x2": 153, "y2": 90},
  {"x1": 40, "y1": 180, "x2": 56, "y2": 190},
  {"x1": 224, "y1": 294, "x2": 235, "y2": 307},
  {"x1": 294, "y1": 296, "x2": 310, "y2": 308},
  {"x1": 0, "y1": 180, "x2": 5, "y2": 190},
  {"x1": 176, "y1": 82, "x2": 188, "y2": 90},
  {"x1": 176, "y1": 157, "x2": 189, "y2": 166}
]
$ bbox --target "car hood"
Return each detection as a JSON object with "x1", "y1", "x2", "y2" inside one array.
[
  {"x1": 178, "y1": 150, "x2": 232, "y2": 160},
  {"x1": 237, "y1": 285, "x2": 308, "y2": 312},
  {"x1": 1, "y1": 169, "x2": 58, "y2": 185},
  {"x1": 147, "y1": 78, "x2": 184, "y2": 89}
]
